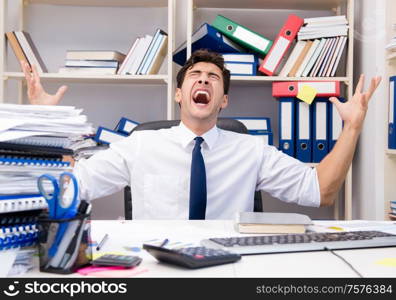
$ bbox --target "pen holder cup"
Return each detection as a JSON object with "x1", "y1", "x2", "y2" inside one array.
[{"x1": 37, "y1": 211, "x2": 92, "y2": 274}]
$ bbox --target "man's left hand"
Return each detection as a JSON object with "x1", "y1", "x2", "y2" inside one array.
[{"x1": 329, "y1": 74, "x2": 381, "y2": 132}]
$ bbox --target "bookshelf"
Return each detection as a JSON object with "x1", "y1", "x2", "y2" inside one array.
[
  {"x1": 186, "y1": 0, "x2": 354, "y2": 220},
  {"x1": 0, "y1": 0, "x2": 176, "y2": 118}
]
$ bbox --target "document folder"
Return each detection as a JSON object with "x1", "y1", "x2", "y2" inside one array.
[
  {"x1": 212, "y1": 15, "x2": 272, "y2": 56},
  {"x1": 116, "y1": 117, "x2": 139, "y2": 135},
  {"x1": 278, "y1": 97, "x2": 295, "y2": 157},
  {"x1": 94, "y1": 127, "x2": 127, "y2": 145},
  {"x1": 312, "y1": 98, "x2": 329, "y2": 163},
  {"x1": 259, "y1": 14, "x2": 304, "y2": 75},
  {"x1": 232, "y1": 117, "x2": 271, "y2": 134},
  {"x1": 173, "y1": 23, "x2": 244, "y2": 66},
  {"x1": 295, "y1": 99, "x2": 312, "y2": 162}
]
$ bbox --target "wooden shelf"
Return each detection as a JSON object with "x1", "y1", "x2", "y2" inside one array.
[
  {"x1": 3, "y1": 72, "x2": 168, "y2": 85},
  {"x1": 387, "y1": 52, "x2": 396, "y2": 61},
  {"x1": 386, "y1": 149, "x2": 396, "y2": 156},
  {"x1": 26, "y1": 0, "x2": 168, "y2": 7},
  {"x1": 194, "y1": 0, "x2": 345, "y2": 10},
  {"x1": 230, "y1": 76, "x2": 349, "y2": 86}
]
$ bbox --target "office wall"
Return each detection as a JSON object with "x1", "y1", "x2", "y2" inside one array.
[{"x1": 5, "y1": 1, "x2": 343, "y2": 220}]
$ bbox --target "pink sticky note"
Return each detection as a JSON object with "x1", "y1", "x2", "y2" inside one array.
[
  {"x1": 77, "y1": 265, "x2": 126, "y2": 276},
  {"x1": 90, "y1": 267, "x2": 149, "y2": 278}
]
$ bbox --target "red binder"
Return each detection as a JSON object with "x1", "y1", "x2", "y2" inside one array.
[
  {"x1": 259, "y1": 14, "x2": 304, "y2": 76},
  {"x1": 272, "y1": 81, "x2": 341, "y2": 97}
]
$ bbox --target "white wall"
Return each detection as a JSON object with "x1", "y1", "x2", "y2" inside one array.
[
  {"x1": 353, "y1": 0, "x2": 394, "y2": 220},
  {"x1": 4, "y1": 0, "x2": 350, "y2": 220}
]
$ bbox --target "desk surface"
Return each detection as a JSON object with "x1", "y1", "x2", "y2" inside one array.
[{"x1": 17, "y1": 220, "x2": 396, "y2": 278}]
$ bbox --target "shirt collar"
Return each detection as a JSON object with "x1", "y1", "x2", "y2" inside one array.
[{"x1": 178, "y1": 121, "x2": 219, "y2": 150}]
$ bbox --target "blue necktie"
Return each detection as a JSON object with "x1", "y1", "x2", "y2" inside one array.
[{"x1": 189, "y1": 137, "x2": 207, "y2": 219}]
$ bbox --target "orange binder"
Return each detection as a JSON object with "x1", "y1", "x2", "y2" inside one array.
[
  {"x1": 259, "y1": 14, "x2": 304, "y2": 76},
  {"x1": 272, "y1": 81, "x2": 341, "y2": 97}
]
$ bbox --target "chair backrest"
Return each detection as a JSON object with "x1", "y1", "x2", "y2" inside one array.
[{"x1": 124, "y1": 118, "x2": 263, "y2": 219}]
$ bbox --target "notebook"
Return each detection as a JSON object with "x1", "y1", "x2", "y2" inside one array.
[{"x1": 237, "y1": 212, "x2": 312, "y2": 234}]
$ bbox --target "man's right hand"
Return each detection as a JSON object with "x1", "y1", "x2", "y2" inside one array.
[{"x1": 21, "y1": 61, "x2": 68, "y2": 105}]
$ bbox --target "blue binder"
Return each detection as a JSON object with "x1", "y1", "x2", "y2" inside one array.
[
  {"x1": 224, "y1": 61, "x2": 257, "y2": 76},
  {"x1": 312, "y1": 97, "x2": 329, "y2": 163},
  {"x1": 173, "y1": 23, "x2": 244, "y2": 66},
  {"x1": 223, "y1": 53, "x2": 259, "y2": 76},
  {"x1": 295, "y1": 99, "x2": 312, "y2": 163},
  {"x1": 389, "y1": 76, "x2": 396, "y2": 149},
  {"x1": 94, "y1": 127, "x2": 127, "y2": 145},
  {"x1": 328, "y1": 97, "x2": 345, "y2": 152},
  {"x1": 278, "y1": 97, "x2": 296, "y2": 157}
]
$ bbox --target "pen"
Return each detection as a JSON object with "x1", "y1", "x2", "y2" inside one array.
[
  {"x1": 159, "y1": 238, "x2": 169, "y2": 247},
  {"x1": 96, "y1": 233, "x2": 109, "y2": 251}
]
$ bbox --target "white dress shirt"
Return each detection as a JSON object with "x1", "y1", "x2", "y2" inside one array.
[{"x1": 74, "y1": 122, "x2": 320, "y2": 219}]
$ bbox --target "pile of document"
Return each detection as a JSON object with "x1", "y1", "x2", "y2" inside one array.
[{"x1": 0, "y1": 103, "x2": 93, "y2": 203}]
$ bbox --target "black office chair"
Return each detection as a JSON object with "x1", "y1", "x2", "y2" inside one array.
[{"x1": 124, "y1": 118, "x2": 263, "y2": 219}]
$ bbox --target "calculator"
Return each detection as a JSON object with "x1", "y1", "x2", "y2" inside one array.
[
  {"x1": 91, "y1": 254, "x2": 142, "y2": 268},
  {"x1": 143, "y1": 244, "x2": 241, "y2": 269}
]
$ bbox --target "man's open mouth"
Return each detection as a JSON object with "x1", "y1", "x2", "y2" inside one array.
[{"x1": 192, "y1": 90, "x2": 210, "y2": 105}]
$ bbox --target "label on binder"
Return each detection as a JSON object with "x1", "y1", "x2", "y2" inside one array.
[{"x1": 297, "y1": 85, "x2": 317, "y2": 104}]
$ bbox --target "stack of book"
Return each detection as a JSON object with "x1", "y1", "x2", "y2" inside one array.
[
  {"x1": 117, "y1": 29, "x2": 168, "y2": 75},
  {"x1": 278, "y1": 16, "x2": 348, "y2": 77},
  {"x1": 6, "y1": 31, "x2": 48, "y2": 73},
  {"x1": 59, "y1": 50, "x2": 126, "y2": 75},
  {"x1": 231, "y1": 117, "x2": 273, "y2": 145},
  {"x1": 273, "y1": 81, "x2": 343, "y2": 163}
]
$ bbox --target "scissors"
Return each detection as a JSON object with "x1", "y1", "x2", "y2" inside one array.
[{"x1": 38, "y1": 172, "x2": 79, "y2": 258}]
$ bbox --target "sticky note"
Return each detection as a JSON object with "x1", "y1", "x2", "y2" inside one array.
[
  {"x1": 375, "y1": 258, "x2": 396, "y2": 267},
  {"x1": 297, "y1": 85, "x2": 317, "y2": 104}
]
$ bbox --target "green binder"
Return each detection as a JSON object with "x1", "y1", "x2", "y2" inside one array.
[{"x1": 212, "y1": 15, "x2": 273, "y2": 56}]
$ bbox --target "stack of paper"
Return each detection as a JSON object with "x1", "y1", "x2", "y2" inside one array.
[
  {"x1": 0, "y1": 103, "x2": 93, "y2": 199},
  {"x1": 0, "y1": 104, "x2": 93, "y2": 141}
]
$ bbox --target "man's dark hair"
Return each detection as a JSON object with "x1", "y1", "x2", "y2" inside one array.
[{"x1": 176, "y1": 49, "x2": 231, "y2": 95}]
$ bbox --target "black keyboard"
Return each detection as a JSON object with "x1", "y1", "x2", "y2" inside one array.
[
  {"x1": 201, "y1": 231, "x2": 396, "y2": 255},
  {"x1": 143, "y1": 244, "x2": 241, "y2": 269}
]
